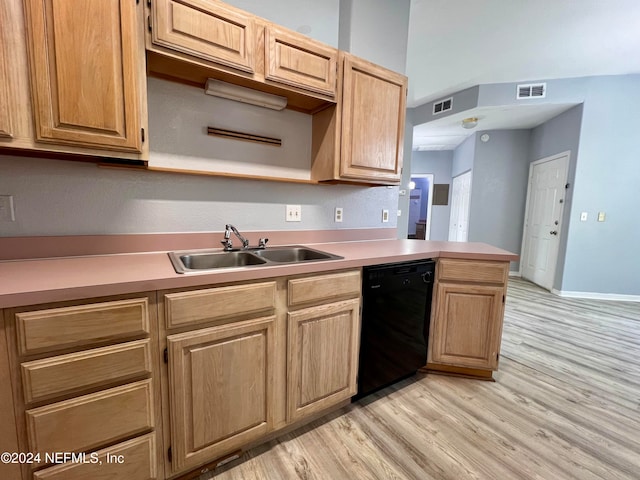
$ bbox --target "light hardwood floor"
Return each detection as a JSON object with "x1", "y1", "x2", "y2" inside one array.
[{"x1": 203, "y1": 278, "x2": 640, "y2": 480}]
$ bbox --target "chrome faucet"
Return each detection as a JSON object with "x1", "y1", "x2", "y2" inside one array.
[
  {"x1": 220, "y1": 225, "x2": 269, "y2": 251},
  {"x1": 221, "y1": 224, "x2": 249, "y2": 251}
]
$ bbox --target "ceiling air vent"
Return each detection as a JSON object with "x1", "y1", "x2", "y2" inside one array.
[
  {"x1": 433, "y1": 97, "x2": 453, "y2": 115},
  {"x1": 517, "y1": 83, "x2": 546, "y2": 99}
]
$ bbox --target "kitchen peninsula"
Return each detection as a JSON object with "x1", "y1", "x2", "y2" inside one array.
[{"x1": 0, "y1": 238, "x2": 517, "y2": 480}]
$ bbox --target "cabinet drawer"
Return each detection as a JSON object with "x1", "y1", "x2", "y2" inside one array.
[
  {"x1": 21, "y1": 340, "x2": 152, "y2": 404},
  {"x1": 26, "y1": 379, "x2": 154, "y2": 454},
  {"x1": 33, "y1": 433, "x2": 157, "y2": 480},
  {"x1": 164, "y1": 281, "x2": 276, "y2": 329},
  {"x1": 288, "y1": 270, "x2": 361, "y2": 307},
  {"x1": 265, "y1": 26, "x2": 338, "y2": 97},
  {"x1": 16, "y1": 298, "x2": 150, "y2": 356},
  {"x1": 437, "y1": 258, "x2": 508, "y2": 284}
]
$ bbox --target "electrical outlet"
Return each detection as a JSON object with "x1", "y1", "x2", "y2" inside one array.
[
  {"x1": 0, "y1": 195, "x2": 15, "y2": 222},
  {"x1": 335, "y1": 207, "x2": 343, "y2": 223},
  {"x1": 598, "y1": 212, "x2": 606, "y2": 222},
  {"x1": 580, "y1": 212, "x2": 588, "y2": 221},
  {"x1": 286, "y1": 205, "x2": 301, "y2": 222},
  {"x1": 382, "y1": 209, "x2": 389, "y2": 223},
  {"x1": 397, "y1": 209, "x2": 402, "y2": 217}
]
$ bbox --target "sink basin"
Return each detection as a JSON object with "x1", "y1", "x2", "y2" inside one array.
[
  {"x1": 253, "y1": 246, "x2": 341, "y2": 263},
  {"x1": 169, "y1": 246, "x2": 342, "y2": 273},
  {"x1": 169, "y1": 251, "x2": 267, "y2": 273}
]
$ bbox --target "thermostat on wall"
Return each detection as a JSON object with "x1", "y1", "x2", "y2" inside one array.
[{"x1": 480, "y1": 134, "x2": 490, "y2": 143}]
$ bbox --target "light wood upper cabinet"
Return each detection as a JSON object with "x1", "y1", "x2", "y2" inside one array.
[
  {"x1": 340, "y1": 54, "x2": 406, "y2": 183},
  {"x1": 0, "y1": 43, "x2": 12, "y2": 138},
  {"x1": 264, "y1": 26, "x2": 337, "y2": 97},
  {"x1": 428, "y1": 259, "x2": 509, "y2": 374},
  {"x1": 151, "y1": 0, "x2": 256, "y2": 73},
  {"x1": 311, "y1": 53, "x2": 407, "y2": 185},
  {"x1": 22, "y1": 0, "x2": 145, "y2": 152},
  {"x1": 167, "y1": 316, "x2": 277, "y2": 471},
  {"x1": 287, "y1": 298, "x2": 360, "y2": 423}
]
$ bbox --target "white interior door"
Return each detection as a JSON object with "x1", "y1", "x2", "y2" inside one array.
[
  {"x1": 521, "y1": 153, "x2": 569, "y2": 290},
  {"x1": 449, "y1": 171, "x2": 471, "y2": 242}
]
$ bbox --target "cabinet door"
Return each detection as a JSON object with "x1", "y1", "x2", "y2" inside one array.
[
  {"x1": 430, "y1": 283, "x2": 505, "y2": 370},
  {"x1": 287, "y1": 299, "x2": 360, "y2": 423},
  {"x1": 265, "y1": 26, "x2": 337, "y2": 97},
  {"x1": 167, "y1": 316, "x2": 276, "y2": 471},
  {"x1": 340, "y1": 54, "x2": 407, "y2": 184},
  {"x1": 152, "y1": 0, "x2": 255, "y2": 73},
  {"x1": 0, "y1": 41, "x2": 12, "y2": 138},
  {"x1": 23, "y1": 0, "x2": 143, "y2": 151}
]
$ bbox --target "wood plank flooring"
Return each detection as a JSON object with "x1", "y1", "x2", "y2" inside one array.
[{"x1": 203, "y1": 278, "x2": 640, "y2": 479}]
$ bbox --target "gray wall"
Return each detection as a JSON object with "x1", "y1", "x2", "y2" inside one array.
[
  {"x1": 341, "y1": 0, "x2": 411, "y2": 74},
  {"x1": 452, "y1": 134, "x2": 476, "y2": 177},
  {"x1": 0, "y1": 155, "x2": 398, "y2": 236},
  {"x1": 529, "y1": 104, "x2": 583, "y2": 290},
  {"x1": 469, "y1": 130, "x2": 531, "y2": 271},
  {"x1": 410, "y1": 150, "x2": 453, "y2": 241},
  {"x1": 478, "y1": 77, "x2": 589, "y2": 107},
  {"x1": 559, "y1": 75, "x2": 640, "y2": 295},
  {"x1": 413, "y1": 86, "x2": 480, "y2": 124},
  {"x1": 225, "y1": 0, "x2": 339, "y2": 47}
]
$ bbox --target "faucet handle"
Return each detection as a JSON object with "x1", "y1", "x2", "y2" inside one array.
[
  {"x1": 221, "y1": 239, "x2": 233, "y2": 251},
  {"x1": 258, "y1": 238, "x2": 269, "y2": 249}
]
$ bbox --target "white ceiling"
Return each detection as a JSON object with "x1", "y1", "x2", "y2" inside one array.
[
  {"x1": 412, "y1": 104, "x2": 578, "y2": 150},
  {"x1": 406, "y1": 0, "x2": 640, "y2": 150}
]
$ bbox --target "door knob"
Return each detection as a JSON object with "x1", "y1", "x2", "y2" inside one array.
[{"x1": 550, "y1": 230, "x2": 558, "y2": 235}]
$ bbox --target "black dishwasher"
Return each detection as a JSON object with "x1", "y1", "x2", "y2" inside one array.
[{"x1": 355, "y1": 259, "x2": 435, "y2": 399}]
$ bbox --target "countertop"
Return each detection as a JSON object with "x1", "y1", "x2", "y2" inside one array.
[{"x1": 0, "y1": 240, "x2": 518, "y2": 308}]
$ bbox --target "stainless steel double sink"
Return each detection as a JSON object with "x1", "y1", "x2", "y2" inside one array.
[{"x1": 169, "y1": 246, "x2": 343, "y2": 273}]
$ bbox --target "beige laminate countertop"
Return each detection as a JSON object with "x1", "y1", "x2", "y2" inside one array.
[{"x1": 0, "y1": 240, "x2": 518, "y2": 308}]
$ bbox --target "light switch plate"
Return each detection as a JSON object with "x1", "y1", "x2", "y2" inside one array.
[
  {"x1": 286, "y1": 205, "x2": 301, "y2": 222},
  {"x1": 580, "y1": 212, "x2": 588, "y2": 221},
  {"x1": 382, "y1": 209, "x2": 389, "y2": 223},
  {"x1": 598, "y1": 212, "x2": 606, "y2": 222}
]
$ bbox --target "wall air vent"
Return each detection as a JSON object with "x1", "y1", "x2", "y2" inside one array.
[
  {"x1": 433, "y1": 97, "x2": 453, "y2": 115},
  {"x1": 517, "y1": 83, "x2": 546, "y2": 99}
]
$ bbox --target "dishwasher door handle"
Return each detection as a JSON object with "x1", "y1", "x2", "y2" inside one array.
[{"x1": 422, "y1": 271, "x2": 433, "y2": 283}]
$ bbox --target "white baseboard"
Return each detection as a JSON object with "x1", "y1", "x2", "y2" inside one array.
[
  {"x1": 508, "y1": 270, "x2": 521, "y2": 277},
  {"x1": 551, "y1": 288, "x2": 640, "y2": 302}
]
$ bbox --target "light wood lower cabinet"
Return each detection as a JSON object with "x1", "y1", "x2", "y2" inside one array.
[
  {"x1": 429, "y1": 283, "x2": 505, "y2": 370},
  {"x1": 160, "y1": 269, "x2": 360, "y2": 477},
  {"x1": 287, "y1": 299, "x2": 360, "y2": 422},
  {"x1": 166, "y1": 315, "x2": 277, "y2": 472},
  {"x1": 3, "y1": 292, "x2": 162, "y2": 480},
  {"x1": 428, "y1": 259, "x2": 509, "y2": 375}
]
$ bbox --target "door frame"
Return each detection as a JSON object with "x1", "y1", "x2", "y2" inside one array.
[
  {"x1": 520, "y1": 150, "x2": 571, "y2": 288},
  {"x1": 409, "y1": 173, "x2": 434, "y2": 240}
]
